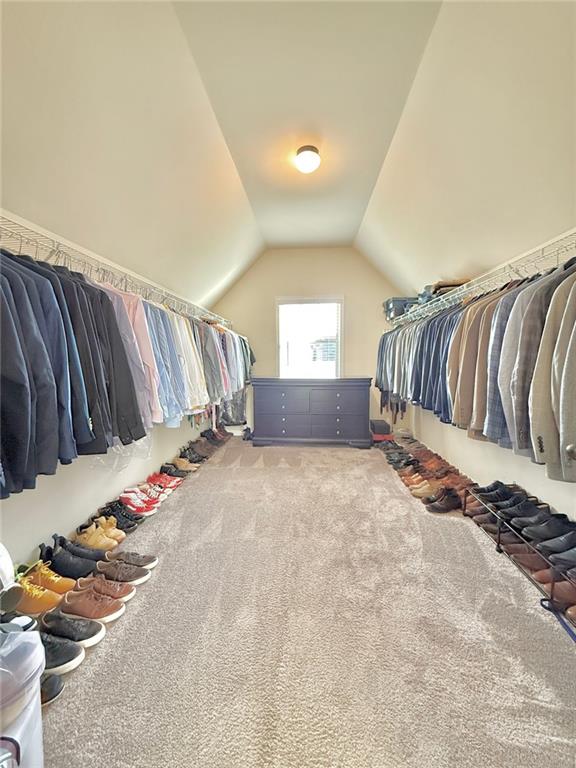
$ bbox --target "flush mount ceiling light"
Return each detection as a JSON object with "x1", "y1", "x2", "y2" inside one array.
[{"x1": 294, "y1": 145, "x2": 321, "y2": 174}]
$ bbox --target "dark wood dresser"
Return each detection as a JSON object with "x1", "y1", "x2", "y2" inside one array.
[{"x1": 251, "y1": 378, "x2": 372, "y2": 448}]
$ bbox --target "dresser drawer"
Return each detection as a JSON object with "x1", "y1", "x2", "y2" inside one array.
[
  {"x1": 310, "y1": 414, "x2": 368, "y2": 439},
  {"x1": 255, "y1": 414, "x2": 311, "y2": 438},
  {"x1": 254, "y1": 386, "x2": 310, "y2": 414},
  {"x1": 309, "y1": 387, "x2": 367, "y2": 415}
]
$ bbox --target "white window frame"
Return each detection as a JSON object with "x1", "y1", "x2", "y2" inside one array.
[{"x1": 275, "y1": 296, "x2": 344, "y2": 379}]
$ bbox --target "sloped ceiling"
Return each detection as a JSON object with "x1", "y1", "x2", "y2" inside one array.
[
  {"x1": 357, "y1": 1, "x2": 576, "y2": 295},
  {"x1": 1, "y1": 1, "x2": 263, "y2": 307},
  {"x1": 2, "y1": 2, "x2": 574, "y2": 306},
  {"x1": 174, "y1": 1, "x2": 440, "y2": 247}
]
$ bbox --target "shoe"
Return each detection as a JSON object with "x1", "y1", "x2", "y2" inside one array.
[
  {"x1": 473, "y1": 512, "x2": 496, "y2": 525},
  {"x1": 41, "y1": 610, "x2": 106, "y2": 647},
  {"x1": 549, "y1": 547, "x2": 576, "y2": 569},
  {"x1": 104, "y1": 551, "x2": 158, "y2": 570},
  {"x1": 41, "y1": 632, "x2": 85, "y2": 675},
  {"x1": 0, "y1": 612, "x2": 38, "y2": 631},
  {"x1": 532, "y1": 568, "x2": 560, "y2": 584},
  {"x1": 160, "y1": 464, "x2": 188, "y2": 479},
  {"x1": 522, "y1": 518, "x2": 574, "y2": 542},
  {"x1": 490, "y1": 492, "x2": 529, "y2": 510},
  {"x1": 19, "y1": 561, "x2": 76, "y2": 595},
  {"x1": 75, "y1": 523, "x2": 118, "y2": 552},
  {"x1": 53, "y1": 535, "x2": 107, "y2": 563},
  {"x1": 476, "y1": 486, "x2": 523, "y2": 503},
  {"x1": 92, "y1": 516, "x2": 127, "y2": 544},
  {"x1": 119, "y1": 494, "x2": 159, "y2": 517},
  {"x1": 41, "y1": 673, "x2": 65, "y2": 706},
  {"x1": 498, "y1": 501, "x2": 543, "y2": 522},
  {"x1": 123, "y1": 486, "x2": 165, "y2": 504},
  {"x1": 14, "y1": 577, "x2": 62, "y2": 616},
  {"x1": 171, "y1": 457, "x2": 199, "y2": 473},
  {"x1": 471, "y1": 480, "x2": 506, "y2": 494},
  {"x1": 147, "y1": 473, "x2": 181, "y2": 489},
  {"x1": 40, "y1": 544, "x2": 96, "y2": 580},
  {"x1": 510, "y1": 510, "x2": 552, "y2": 530},
  {"x1": 425, "y1": 490, "x2": 461, "y2": 513},
  {"x1": 101, "y1": 502, "x2": 146, "y2": 525},
  {"x1": 60, "y1": 588, "x2": 126, "y2": 623},
  {"x1": 510, "y1": 553, "x2": 549, "y2": 572},
  {"x1": 565, "y1": 605, "x2": 576, "y2": 628},
  {"x1": 75, "y1": 573, "x2": 136, "y2": 602},
  {"x1": 95, "y1": 560, "x2": 151, "y2": 586},
  {"x1": 0, "y1": 583, "x2": 25, "y2": 615},
  {"x1": 537, "y1": 531, "x2": 576, "y2": 555},
  {"x1": 501, "y1": 543, "x2": 535, "y2": 555},
  {"x1": 91, "y1": 511, "x2": 137, "y2": 534},
  {"x1": 542, "y1": 580, "x2": 576, "y2": 608}
]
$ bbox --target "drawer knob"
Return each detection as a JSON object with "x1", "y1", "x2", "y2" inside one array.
[
  {"x1": 336, "y1": 430, "x2": 340, "y2": 435},
  {"x1": 567, "y1": 444, "x2": 576, "y2": 459},
  {"x1": 336, "y1": 418, "x2": 340, "y2": 423},
  {"x1": 336, "y1": 393, "x2": 340, "y2": 398},
  {"x1": 336, "y1": 405, "x2": 341, "y2": 410},
  {"x1": 281, "y1": 392, "x2": 286, "y2": 397},
  {"x1": 282, "y1": 417, "x2": 286, "y2": 422},
  {"x1": 282, "y1": 429, "x2": 286, "y2": 434},
  {"x1": 281, "y1": 405, "x2": 285, "y2": 409}
]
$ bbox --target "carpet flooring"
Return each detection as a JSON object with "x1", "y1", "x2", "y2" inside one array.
[{"x1": 43, "y1": 439, "x2": 576, "y2": 768}]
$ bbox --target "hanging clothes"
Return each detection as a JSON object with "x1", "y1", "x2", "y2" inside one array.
[
  {"x1": 375, "y1": 256, "x2": 576, "y2": 483},
  {"x1": 0, "y1": 247, "x2": 253, "y2": 497}
]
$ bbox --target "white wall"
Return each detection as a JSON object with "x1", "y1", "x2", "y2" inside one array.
[
  {"x1": 0, "y1": 423, "x2": 202, "y2": 564},
  {"x1": 1, "y1": 2, "x2": 262, "y2": 307},
  {"x1": 357, "y1": 2, "x2": 576, "y2": 517},
  {"x1": 357, "y1": 1, "x2": 576, "y2": 294},
  {"x1": 213, "y1": 246, "x2": 397, "y2": 421}
]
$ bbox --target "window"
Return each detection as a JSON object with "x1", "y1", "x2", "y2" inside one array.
[{"x1": 277, "y1": 299, "x2": 342, "y2": 379}]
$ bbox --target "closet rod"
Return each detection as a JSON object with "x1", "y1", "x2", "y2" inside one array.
[
  {"x1": 0, "y1": 210, "x2": 231, "y2": 327},
  {"x1": 389, "y1": 227, "x2": 576, "y2": 328}
]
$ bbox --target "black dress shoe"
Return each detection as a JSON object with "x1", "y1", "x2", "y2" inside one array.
[
  {"x1": 522, "y1": 517, "x2": 573, "y2": 541},
  {"x1": 478, "y1": 486, "x2": 522, "y2": 503},
  {"x1": 498, "y1": 501, "x2": 545, "y2": 522},
  {"x1": 537, "y1": 531, "x2": 576, "y2": 555},
  {"x1": 510, "y1": 510, "x2": 552, "y2": 530},
  {"x1": 491, "y1": 493, "x2": 528, "y2": 510},
  {"x1": 549, "y1": 546, "x2": 576, "y2": 568},
  {"x1": 471, "y1": 480, "x2": 506, "y2": 494}
]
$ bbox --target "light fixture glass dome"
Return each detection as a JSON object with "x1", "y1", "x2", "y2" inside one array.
[{"x1": 294, "y1": 145, "x2": 321, "y2": 174}]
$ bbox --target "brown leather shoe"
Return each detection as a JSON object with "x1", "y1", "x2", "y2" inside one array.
[
  {"x1": 511, "y1": 553, "x2": 549, "y2": 572},
  {"x1": 75, "y1": 573, "x2": 136, "y2": 602},
  {"x1": 543, "y1": 581, "x2": 576, "y2": 607},
  {"x1": 60, "y1": 588, "x2": 126, "y2": 623},
  {"x1": 502, "y1": 543, "x2": 534, "y2": 555},
  {"x1": 425, "y1": 491, "x2": 461, "y2": 513},
  {"x1": 532, "y1": 568, "x2": 563, "y2": 584},
  {"x1": 566, "y1": 605, "x2": 576, "y2": 627}
]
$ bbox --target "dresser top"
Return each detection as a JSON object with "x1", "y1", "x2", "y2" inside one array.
[{"x1": 252, "y1": 377, "x2": 372, "y2": 387}]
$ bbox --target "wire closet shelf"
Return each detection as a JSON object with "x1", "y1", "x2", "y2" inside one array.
[
  {"x1": 389, "y1": 228, "x2": 576, "y2": 328},
  {"x1": 0, "y1": 212, "x2": 231, "y2": 327}
]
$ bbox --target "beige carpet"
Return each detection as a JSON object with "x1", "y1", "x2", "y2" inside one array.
[{"x1": 43, "y1": 439, "x2": 576, "y2": 768}]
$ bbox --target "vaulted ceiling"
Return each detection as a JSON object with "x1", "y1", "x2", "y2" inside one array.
[
  {"x1": 2, "y1": 2, "x2": 574, "y2": 305},
  {"x1": 175, "y1": 1, "x2": 440, "y2": 247}
]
